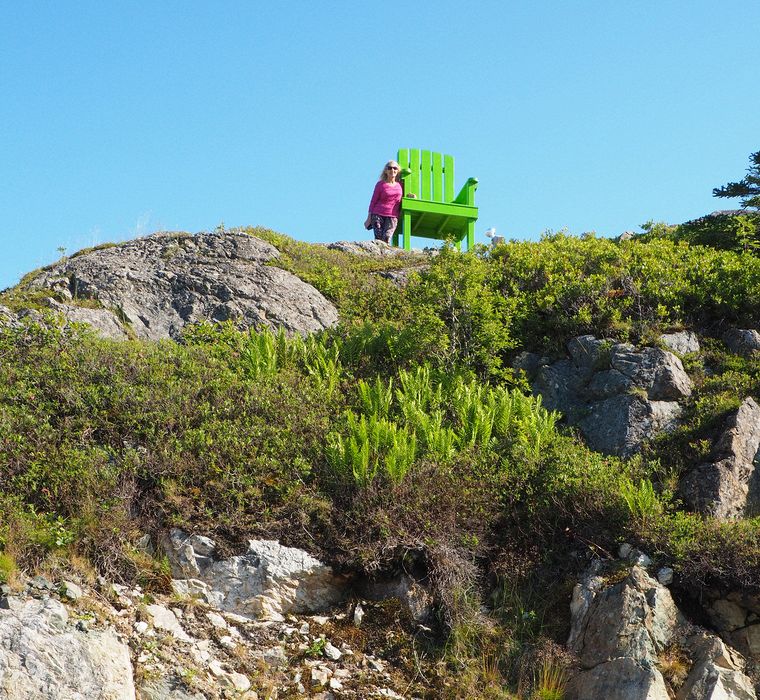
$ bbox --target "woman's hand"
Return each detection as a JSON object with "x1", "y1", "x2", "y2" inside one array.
[{"x1": 364, "y1": 215, "x2": 372, "y2": 230}]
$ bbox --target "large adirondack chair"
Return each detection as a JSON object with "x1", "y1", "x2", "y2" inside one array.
[{"x1": 393, "y1": 148, "x2": 479, "y2": 251}]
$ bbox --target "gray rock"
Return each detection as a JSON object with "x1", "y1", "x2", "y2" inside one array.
[
  {"x1": 660, "y1": 331, "x2": 700, "y2": 356},
  {"x1": 568, "y1": 335, "x2": 613, "y2": 372},
  {"x1": 566, "y1": 656, "x2": 670, "y2": 700},
  {"x1": 568, "y1": 562, "x2": 756, "y2": 700},
  {"x1": 0, "y1": 597, "x2": 135, "y2": 699},
  {"x1": 25, "y1": 232, "x2": 339, "y2": 340},
  {"x1": 325, "y1": 240, "x2": 412, "y2": 257},
  {"x1": 165, "y1": 530, "x2": 347, "y2": 621},
  {"x1": 586, "y1": 369, "x2": 632, "y2": 400},
  {"x1": 512, "y1": 351, "x2": 550, "y2": 380},
  {"x1": 610, "y1": 346, "x2": 692, "y2": 400},
  {"x1": 677, "y1": 631, "x2": 757, "y2": 700},
  {"x1": 619, "y1": 543, "x2": 633, "y2": 559},
  {"x1": 702, "y1": 589, "x2": 760, "y2": 660},
  {"x1": 568, "y1": 566, "x2": 680, "y2": 669},
  {"x1": 578, "y1": 395, "x2": 654, "y2": 458},
  {"x1": 533, "y1": 359, "x2": 587, "y2": 417},
  {"x1": 724, "y1": 329, "x2": 760, "y2": 356},
  {"x1": 138, "y1": 677, "x2": 205, "y2": 700},
  {"x1": 46, "y1": 299, "x2": 129, "y2": 340},
  {"x1": 680, "y1": 397, "x2": 760, "y2": 519},
  {"x1": 360, "y1": 574, "x2": 434, "y2": 623},
  {"x1": 530, "y1": 337, "x2": 692, "y2": 457}
]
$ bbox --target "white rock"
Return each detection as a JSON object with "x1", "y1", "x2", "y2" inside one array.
[
  {"x1": 133, "y1": 621, "x2": 149, "y2": 634},
  {"x1": 311, "y1": 666, "x2": 331, "y2": 687},
  {"x1": 206, "y1": 611, "x2": 227, "y2": 629},
  {"x1": 146, "y1": 604, "x2": 192, "y2": 642},
  {"x1": 229, "y1": 672, "x2": 251, "y2": 692},
  {"x1": 323, "y1": 641, "x2": 342, "y2": 661},
  {"x1": 190, "y1": 640, "x2": 212, "y2": 664},
  {"x1": 166, "y1": 532, "x2": 347, "y2": 620},
  {"x1": 223, "y1": 611, "x2": 252, "y2": 624},
  {"x1": 208, "y1": 659, "x2": 225, "y2": 677},
  {"x1": 0, "y1": 598, "x2": 135, "y2": 699},
  {"x1": 368, "y1": 657, "x2": 385, "y2": 672},
  {"x1": 219, "y1": 635, "x2": 236, "y2": 649},
  {"x1": 353, "y1": 603, "x2": 365, "y2": 626},
  {"x1": 61, "y1": 581, "x2": 83, "y2": 600}
]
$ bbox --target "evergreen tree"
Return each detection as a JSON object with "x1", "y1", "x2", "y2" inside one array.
[{"x1": 713, "y1": 150, "x2": 760, "y2": 209}]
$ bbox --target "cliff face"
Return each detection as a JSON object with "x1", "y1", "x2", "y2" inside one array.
[{"x1": 21, "y1": 231, "x2": 339, "y2": 339}]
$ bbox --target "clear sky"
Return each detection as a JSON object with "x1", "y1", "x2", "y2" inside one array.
[{"x1": 2, "y1": 1, "x2": 758, "y2": 290}]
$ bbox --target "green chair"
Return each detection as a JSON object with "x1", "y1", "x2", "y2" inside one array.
[{"x1": 393, "y1": 148, "x2": 479, "y2": 251}]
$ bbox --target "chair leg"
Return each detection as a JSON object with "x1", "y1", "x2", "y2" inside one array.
[
  {"x1": 467, "y1": 221, "x2": 475, "y2": 251},
  {"x1": 392, "y1": 229, "x2": 399, "y2": 248},
  {"x1": 403, "y1": 212, "x2": 412, "y2": 251}
]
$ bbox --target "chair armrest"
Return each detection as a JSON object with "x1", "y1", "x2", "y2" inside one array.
[
  {"x1": 453, "y1": 177, "x2": 479, "y2": 205},
  {"x1": 399, "y1": 167, "x2": 412, "y2": 180}
]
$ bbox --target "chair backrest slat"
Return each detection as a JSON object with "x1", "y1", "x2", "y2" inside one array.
[
  {"x1": 444, "y1": 154, "x2": 455, "y2": 202},
  {"x1": 420, "y1": 150, "x2": 432, "y2": 200},
  {"x1": 432, "y1": 152, "x2": 443, "y2": 201},
  {"x1": 398, "y1": 148, "x2": 410, "y2": 172},
  {"x1": 408, "y1": 148, "x2": 421, "y2": 198}
]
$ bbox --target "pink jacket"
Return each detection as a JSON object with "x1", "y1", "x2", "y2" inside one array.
[{"x1": 368, "y1": 181, "x2": 403, "y2": 218}]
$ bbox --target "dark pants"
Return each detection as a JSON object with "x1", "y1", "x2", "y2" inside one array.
[{"x1": 371, "y1": 214, "x2": 398, "y2": 244}]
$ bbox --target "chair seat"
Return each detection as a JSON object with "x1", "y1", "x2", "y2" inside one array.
[{"x1": 400, "y1": 199, "x2": 478, "y2": 240}]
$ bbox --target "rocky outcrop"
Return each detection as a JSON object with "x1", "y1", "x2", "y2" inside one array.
[
  {"x1": 0, "y1": 596, "x2": 135, "y2": 700},
  {"x1": 0, "y1": 565, "x2": 430, "y2": 699},
  {"x1": 325, "y1": 240, "x2": 412, "y2": 257},
  {"x1": 567, "y1": 560, "x2": 756, "y2": 700},
  {"x1": 567, "y1": 564, "x2": 678, "y2": 699},
  {"x1": 25, "y1": 232, "x2": 339, "y2": 340},
  {"x1": 163, "y1": 529, "x2": 347, "y2": 621},
  {"x1": 0, "y1": 305, "x2": 18, "y2": 329},
  {"x1": 703, "y1": 587, "x2": 760, "y2": 662},
  {"x1": 526, "y1": 335, "x2": 693, "y2": 457},
  {"x1": 680, "y1": 397, "x2": 760, "y2": 519}
]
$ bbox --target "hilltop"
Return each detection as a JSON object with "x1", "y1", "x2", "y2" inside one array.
[{"x1": 2, "y1": 220, "x2": 760, "y2": 698}]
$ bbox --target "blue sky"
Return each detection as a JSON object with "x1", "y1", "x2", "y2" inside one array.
[{"x1": 1, "y1": 1, "x2": 758, "y2": 289}]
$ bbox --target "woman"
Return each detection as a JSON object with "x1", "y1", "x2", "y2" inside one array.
[{"x1": 364, "y1": 160, "x2": 403, "y2": 244}]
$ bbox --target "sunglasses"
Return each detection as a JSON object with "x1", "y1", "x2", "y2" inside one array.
[{"x1": 386, "y1": 166, "x2": 399, "y2": 170}]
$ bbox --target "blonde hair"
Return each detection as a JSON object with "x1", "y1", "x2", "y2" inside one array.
[{"x1": 379, "y1": 160, "x2": 400, "y2": 183}]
